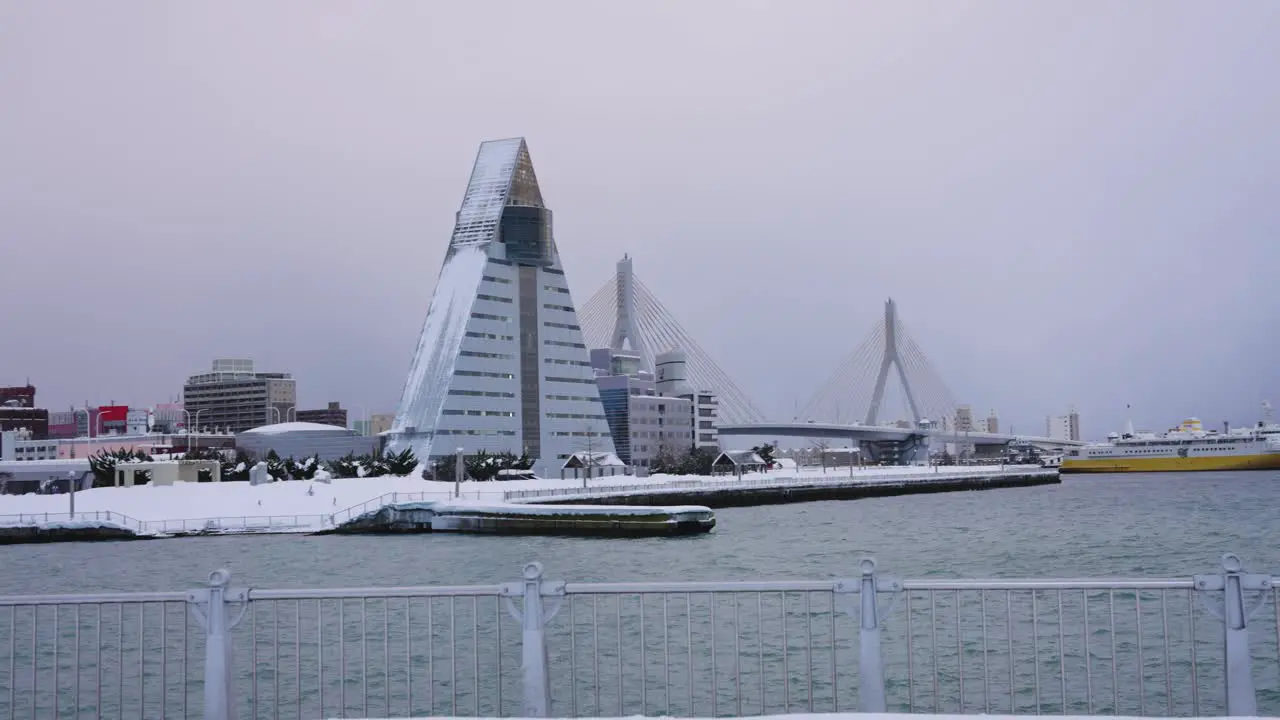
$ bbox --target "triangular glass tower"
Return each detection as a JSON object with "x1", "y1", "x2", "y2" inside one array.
[{"x1": 387, "y1": 138, "x2": 616, "y2": 472}]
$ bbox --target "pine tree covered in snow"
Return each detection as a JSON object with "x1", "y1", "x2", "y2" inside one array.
[
  {"x1": 88, "y1": 448, "x2": 153, "y2": 487},
  {"x1": 291, "y1": 455, "x2": 320, "y2": 481},
  {"x1": 223, "y1": 450, "x2": 253, "y2": 482},
  {"x1": 359, "y1": 452, "x2": 390, "y2": 478},
  {"x1": 385, "y1": 449, "x2": 417, "y2": 475},
  {"x1": 326, "y1": 453, "x2": 360, "y2": 479},
  {"x1": 265, "y1": 450, "x2": 288, "y2": 481}
]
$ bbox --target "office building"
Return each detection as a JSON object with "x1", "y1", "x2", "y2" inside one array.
[
  {"x1": 183, "y1": 359, "x2": 296, "y2": 434},
  {"x1": 47, "y1": 410, "x2": 79, "y2": 439},
  {"x1": 654, "y1": 350, "x2": 719, "y2": 450},
  {"x1": 369, "y1": 413, "x2": 394, "y2": 435},
  {"x1": 296, "y1": 401, "x2": 348, "y2": 428},
  {"x1": 386, "y1": 138, "x2": 614, "y2": 473},
  {"x1": 1047, "y1": 409, "x2": 1082, "y2": 442},
  {"x1": 590, "y1": 348, "x2": 695, "y2": 468},
  {"x1": 354, "y1": 413, "x2": 395, "y2": 437},
  {"x1": 0, "y1": 385, "x2": 35, "y2": 408},
  {"x1": 152, "y1": 403, "x2": 186, "y2": 434},
  {"x1": 0, "y1": 408, "x2": 48, "y2": 440}
]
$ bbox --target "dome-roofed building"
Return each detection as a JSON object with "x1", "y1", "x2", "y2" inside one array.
[{"x1": 236, "y1": 422, "x2": 379, "y2": 462}]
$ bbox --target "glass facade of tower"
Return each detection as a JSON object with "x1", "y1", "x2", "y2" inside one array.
[{"x1": 500, "y1": 206, "x2": 553, "y2": 266}]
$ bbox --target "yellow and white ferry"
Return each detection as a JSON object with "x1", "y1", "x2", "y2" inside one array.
[{"x1": 1061, "y1": 414, "x2": 1280, "y2": 474}]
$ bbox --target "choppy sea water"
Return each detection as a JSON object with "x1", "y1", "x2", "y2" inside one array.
[{"x1": 1, "y1": 471, "x2": 1277, "y2": 718}]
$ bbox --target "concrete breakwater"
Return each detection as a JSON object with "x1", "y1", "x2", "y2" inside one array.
[
  {"x1": 323, "y1": 501, "x2": 717, "y2": 536},
  {"x1": 0, "y1": 522, "x2": 144, "y2": 545},
  {"x1": 520, "y1": 470, "x2": 1059, "y2": 509}
]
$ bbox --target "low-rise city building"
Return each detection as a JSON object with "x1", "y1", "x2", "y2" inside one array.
[
  {"x1": 1047, "y1": 409, "x2": 1082, "y2": 441},
  {"x1": 590, "y1": 348, "x2": 695, "y2": 469},
  {"x1": 183, "y1": 359, "x2": 296, "y2": 434},
  {"x1": 296, "y1": 401, "x2": 348, "y2": 428},
  {"x1": 0, "y1": 407, "x2": 48, "y2": 439}
]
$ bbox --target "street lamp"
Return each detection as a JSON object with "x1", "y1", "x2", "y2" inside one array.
[
  {"x1": 455, "y1": 447, "x2": 464, "y2": 499},
  {"x1": 286, "y1": 407, "x2": 296, "y2": 422},
  {"x1": 179, "y1": 409, "x2": 193, "y2": 452},
  {"x1": 269, "y1": 407, "x2": 281, "y2": 425}
]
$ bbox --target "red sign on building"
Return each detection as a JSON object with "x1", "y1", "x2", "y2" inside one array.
[{"x1": 97, "y1": 405, "x2": 129, "y2": 434}]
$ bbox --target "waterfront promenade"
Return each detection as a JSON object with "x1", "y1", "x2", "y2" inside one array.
[{"x1": 0, "y1": 554, "x2": 1275, "y2": 718}]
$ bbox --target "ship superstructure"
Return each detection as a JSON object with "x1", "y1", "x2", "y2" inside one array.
[{"x1": 1061, "y1": 412, "x2": 1280, "y2": 474}]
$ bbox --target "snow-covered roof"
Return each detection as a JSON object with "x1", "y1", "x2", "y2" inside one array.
[
  {"x1": 239, "y1": 422, "x2": 355, "y2": 436},
  {"x1": 563, "y1": 451, "x2": 626, "y2": 468},
  {"x1": 713, "y1": 450, "x2": 766, "y2": 466},
  {"x1": 0, "y1": 458, "x2": 91, "y2": 472}
]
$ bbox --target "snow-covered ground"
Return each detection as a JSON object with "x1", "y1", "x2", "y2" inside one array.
[
  {"x1": 0, "y1": 465, "x2": 1043, "y2": 534},
  {"x1": 346, "y1": 715, "x2": 1185, "y2": 720}
]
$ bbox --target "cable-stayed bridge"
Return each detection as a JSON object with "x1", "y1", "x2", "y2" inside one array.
[
  {"x1": 578, "y1": 256, "x2": 768, "y2": 425},
  {"x1": 578, "y1": 257, "x2": 1080, "y2": 449},
  {"x1": 798, "y1": 298, "x2": 958, "y2": 427}
]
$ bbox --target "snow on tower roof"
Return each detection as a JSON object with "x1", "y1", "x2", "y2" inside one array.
[{"x1": 449, "y1": 137, "x2": 542, "y2": 248}]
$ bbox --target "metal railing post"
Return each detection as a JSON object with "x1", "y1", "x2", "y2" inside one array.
[
  {"x1": 1221, "y1": 555, "x2": 1261, "y2": 715},
  {"x1": 857, "y1": 558, "x2": 888, "y2": 712},
  {"x1": 188, "y1": 569, "x2": 249, "y2": 720},
  {"x1": 1194, "y1": 553, "x2": 1270, "y2": 716},
  {"x1": 503, "y1": 562, "x2": 564, "y2": 718}
]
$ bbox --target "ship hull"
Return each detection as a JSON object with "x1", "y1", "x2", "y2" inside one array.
[{"x1": 1061, "y1": 453, "x2": 1280, "y2": 474}]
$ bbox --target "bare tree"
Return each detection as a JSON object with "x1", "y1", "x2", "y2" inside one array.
[{"x1": 808, "y1": 438, "x2": 831, "y2": 470}]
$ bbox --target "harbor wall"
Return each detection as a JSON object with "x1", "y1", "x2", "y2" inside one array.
[
  {"x1": 323, "y1": 501, "x2": 717, "y2": 537},
  {"x1": 525, "y1": 471, "x2": 1058, "y2": 509}
]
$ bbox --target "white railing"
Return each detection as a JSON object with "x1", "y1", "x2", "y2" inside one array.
[
  {"x1": 136, "y1": 515, "x2": 333, "y2": 534},
  {"x1": 329, "y1": 491, "x2": 436, "y2": 526},
  {"x1": 502, "y1": 467, "x2": 1057, "y2": 502},
  {"x1": 0, "y1": 512, "x2": 328, "y2": 536},
  {"x1": 329, "y1": 488, "x2": 510, "y2": 526},
  {"x1": 0, "y1": 510, "x2": 145, "y2": 532},
  {"x1": 0, "y1": 554, "x2": 1275, "y2": 718}
]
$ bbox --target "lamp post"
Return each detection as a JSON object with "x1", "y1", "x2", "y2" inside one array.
[
  {"x1": 269, "y1": 407, "x2": 281, "y2": 425},
  {"x1": 286, "y1": 407, "x2": 296, "y2": 423},
  {"x1": 455, "y1": 447, "x2": 464, "y2": 499},
  {"x1": 68, "y1": 471, "x2": 77, "y2": 517},
  {"x1": 195, "y1": 409, "x2": 209, "y2": 434},
  {"x1": 179, "y1": 409, "x2": 193, "y2": 452}
]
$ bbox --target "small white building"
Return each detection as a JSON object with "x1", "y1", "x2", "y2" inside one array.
[
  {"x1": 114, "y1": 459, "x2": 221, "y2": 487},
  {"x1": 560, "y1": 451, "x2": 626, "y2": 480}
]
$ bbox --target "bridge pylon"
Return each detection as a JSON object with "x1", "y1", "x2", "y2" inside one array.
[
  {"x1": 866, "y1": 299, "x2": 920, "y2": 425},
  {"x1": 577, "y1": 255, "x2": 768, "y2": 425},
  {"x1": 799, "y1": 298, "x2": 957, "y2": 428}
]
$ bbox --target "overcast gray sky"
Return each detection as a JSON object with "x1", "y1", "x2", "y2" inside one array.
[{"x1": 2, "y1": 1, "x2": 1277, "y2": 438}]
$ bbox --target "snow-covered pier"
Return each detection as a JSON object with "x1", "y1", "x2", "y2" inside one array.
[
  {"x1": 323, "y1": 500, "x2": 715, "y2": 536},
  {"x1": 507, "y1": 466, "x2": 1059, "y2": 508},
  {"x1": 0, "y1": 517, "x2": 144, "y2": 544}
]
